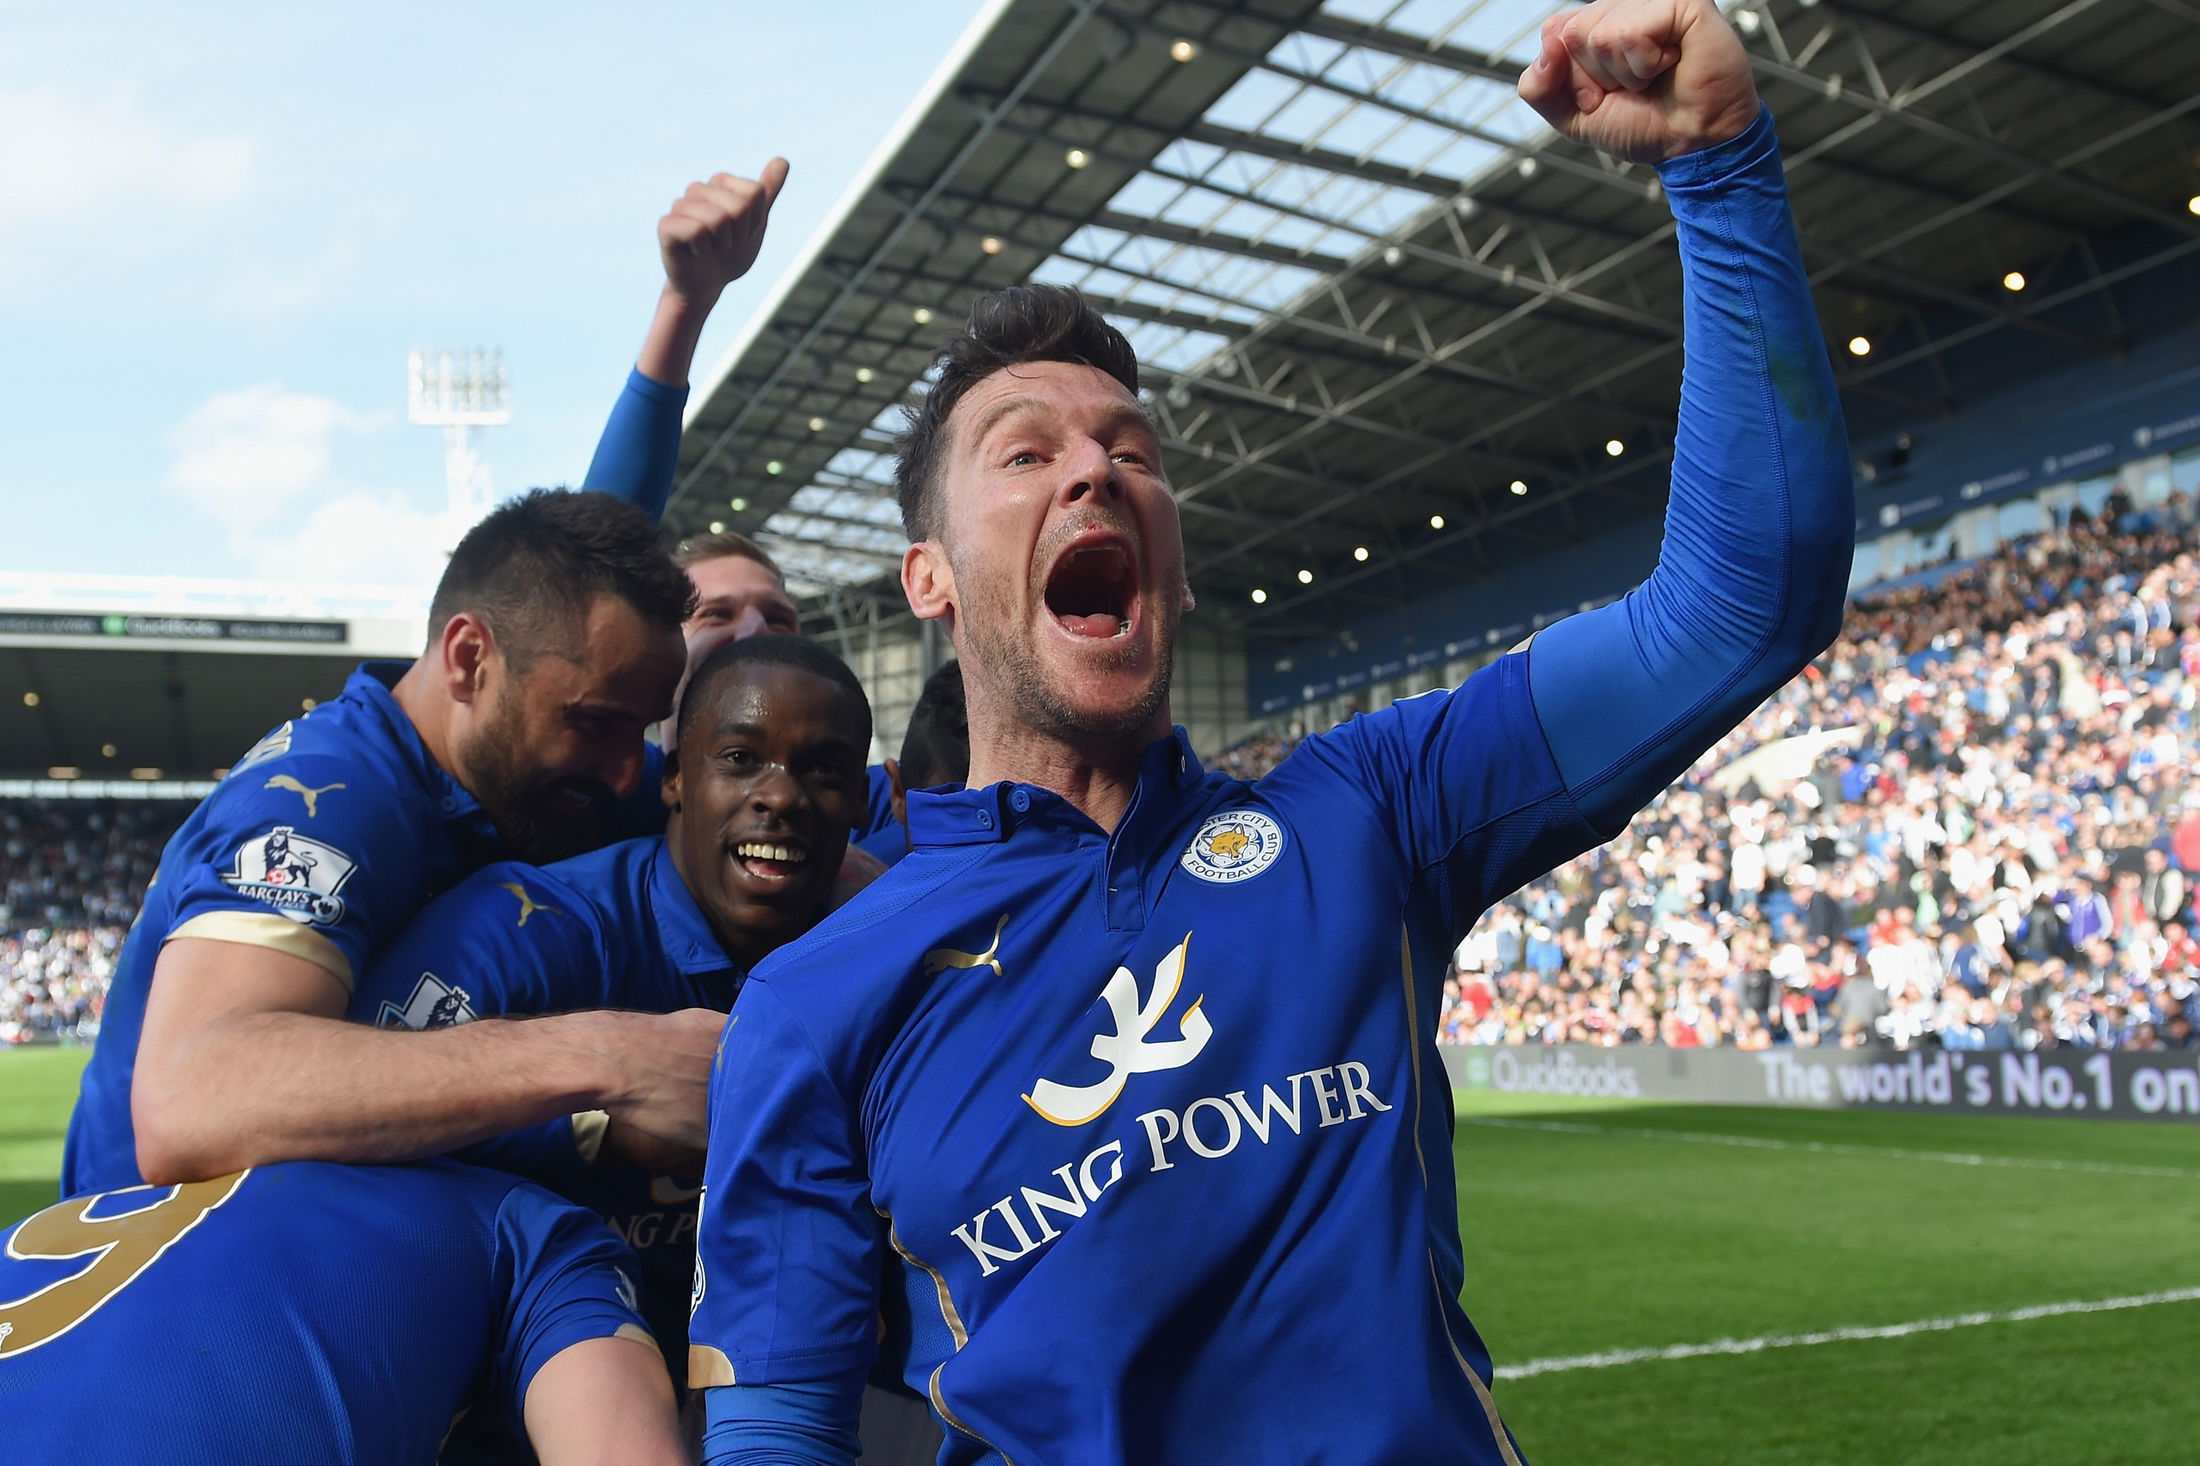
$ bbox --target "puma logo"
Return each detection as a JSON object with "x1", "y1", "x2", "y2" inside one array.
[
  {"x1": 501, "y1": 882, "x2": 557, "y2": 927},
  {"x1": 1024, "y1": 934, "x2": 1211, "y2": 1127},
  {"x1": 264, "y1": 774, "x2": 344, "y2": 818},
  {"x1": 923, "y1": 914, "x2": 1008, "y2": 978}
]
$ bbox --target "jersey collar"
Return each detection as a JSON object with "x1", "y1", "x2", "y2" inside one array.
[
  {"x1": 348, "y1": 661, "x2": 486, "y2": 824},
  {"x1": 647, "y1": 839, "x2": 740, "y2": 979},
  {"x1": 905, "y1": 727, "x2": 1206, "y2": 850}
]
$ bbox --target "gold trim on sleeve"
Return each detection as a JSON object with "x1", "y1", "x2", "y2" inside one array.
[
  {"x1": 570, "y1": 1110, "x2": 611, "y2": 1164},
  {"x1": 688, "y1": 1342, "x2": 737, "y2": 1388},
  {"x1": 613, "y1": 1322, "x2": 656, "y2": 1349},
  {"x1": 168, "y1": 911, "x2": 352, "y2": 991},
  {"x1": 875, "y1": 1207, "x2": 969, "y2": 1350}
]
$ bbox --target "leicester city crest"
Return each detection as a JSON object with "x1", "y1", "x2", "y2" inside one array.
[{"x1": 1178, "y1": 809, "x2": 1285, "y2": 886}]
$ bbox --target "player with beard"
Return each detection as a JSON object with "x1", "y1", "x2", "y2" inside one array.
[
  {"x1": 64, "y1": 157, "x2": 791, "y2": 1198},
  {"x1": 688, "y1": 4, "x2": 1853, "y2": 1462},
  {"x1": 64, "y1": 492, "x2": 715, "y2": 1196}
]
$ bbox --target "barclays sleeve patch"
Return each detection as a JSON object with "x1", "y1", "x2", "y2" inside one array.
[{"x1": 218, "y1": 825, "x2": 359, "y2": 927}]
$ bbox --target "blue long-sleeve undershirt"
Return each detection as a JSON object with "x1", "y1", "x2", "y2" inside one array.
[
  {"x1": 1527, "y1": 107, "x2": 1853, "y2": 833},
  {"x1": 696, "y1": 105, "x2": 1854, "y2": 1466},
  {"x1": 581, "y1": 366, "x2": 688, "y2": 521}
]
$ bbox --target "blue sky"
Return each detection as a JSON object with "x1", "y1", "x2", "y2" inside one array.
[{"x1": 0, "y1": 0, "x2": 985, "y2": 589}]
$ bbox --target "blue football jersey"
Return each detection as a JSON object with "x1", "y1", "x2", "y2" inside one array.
[
  {"x1": 690, "y1": 671, "x2": 1594, "y2": 1464},
  {"x1": 0, "y1": 1160, "x2": 652, "y2": 1465},
  {"x1": 348, "y1": 837, "x2": 737, "y2": 1367},
  {"x1": 66, "y1": 665, "x2": 506, "y2": 1196}
]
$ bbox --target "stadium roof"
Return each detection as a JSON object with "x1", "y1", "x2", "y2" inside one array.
[{"x1": 670, "y1": 0, "x2": 2200, "y2": 641}]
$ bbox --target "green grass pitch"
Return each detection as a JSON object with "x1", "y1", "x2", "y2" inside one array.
[{"x1": 5, "y1": 1047, "x2": 2193, "y2": 1462}]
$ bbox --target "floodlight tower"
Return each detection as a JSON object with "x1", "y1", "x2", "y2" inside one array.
[{"x1": 408, "y1": 347, "x2": 511, "y2": 524}]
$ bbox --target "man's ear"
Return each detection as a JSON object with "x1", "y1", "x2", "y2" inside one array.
[
  {"x1": 661, "y1": 748, "x2": 682, "y2": 814},
  {"x1": 441, "y1": 613, "x2": 495, "y2": 705},
  {"x1": 884, "y1": 757, "x2": 907, "y2": 829},
  {"x1": 903, "y1": 542, "x2": 956, "y2": 624}
]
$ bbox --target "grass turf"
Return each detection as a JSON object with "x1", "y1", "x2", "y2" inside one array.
[{"x1": 3, "y1": 1050, "x2": 2192, "y2": 1462}]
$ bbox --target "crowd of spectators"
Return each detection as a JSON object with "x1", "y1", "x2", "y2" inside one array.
[
  {"x1": 0, "y1": 801, "x2": 184, "y2": 1044},
  {"x1": 1221, "y1": 492, "x2": 2200, "y2": 1054},
  {"x1": 12, "y1": 496, "x2": 2200, "y2": 1056}
]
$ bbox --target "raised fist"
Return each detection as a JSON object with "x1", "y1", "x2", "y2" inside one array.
[
  {"x1": 1518, "y1": 0, "x2": 1760, "y2": 165},
  {"x1": 659, "y1": 158, "x2": 790, "y2": 305}
]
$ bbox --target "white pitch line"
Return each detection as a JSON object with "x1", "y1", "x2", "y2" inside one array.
[
  {"x1": 1460, "y1": 1115, "x2": 2200, "y2": 1180},
  {"x1": 1495, "y1": 1288, "x2": 2200, "y2": 1379}
]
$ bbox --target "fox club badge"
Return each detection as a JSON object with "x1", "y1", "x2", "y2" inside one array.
[
  {"x1": 1178, "y1": 809, "x2": 1285, "y2": 885},
  {"x1": 219, "y1": 825, "x2": 358, "y2": 926}
]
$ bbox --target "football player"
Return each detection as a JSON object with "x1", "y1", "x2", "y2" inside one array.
[
  {"x1": 65, "y1": 160, "x2": 790, "y2": 1199},
  {"x1": 0, "y1": 1160, "x2": 684, "y2": 1466},
  {"x1": 688, "y1": 3, "x2": 1854, "y2": 1462}
]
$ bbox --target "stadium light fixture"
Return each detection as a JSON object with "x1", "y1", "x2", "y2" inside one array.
[
  {"x1": 1429, "y1": 514, "x2": 1445, "y2": 529},
  {"x1": 855, "y1": 367, "x2": 875, "y2": 384},
  {"x1": 766, "y1": 460, "x2": 785, "y2": 475},
  {"x1": 1510, "y1": 480, "x2": 1528, "y2": 495},
  {"x1": 408, "y1": 347, "x2": 510, "y2": 525},
  {"x1": 2003, "y1": 271, "x2": 2027, "y2": 292},
  {"x1": 980, "y1": 236, "x2": 1004, "y2": 255},
  {"x1": 1848, "y1": 336, "x2": 1873, "y2": 357},
  {"x1": 101, "y1": 743, "x2": 116, "y2": 758},
  {"x1": 47, "y1": 766, "x2": 78, "y2": 780},
  {"x1": 2189, "y1": 195, "x2": 2200, "y2": 217},
  {"x1": 1516, "y1": 157, "x2": 1538, "y2": 179},
  {"x1": 301, "y1": 698, "x2": 316, "y2": 712},
  {"x1": 1353, "y1": 546, "x2": 1369, "y2": 562},
  {"x1": 130, "y1": 767, "x2": 161, "y2": 780},
  {"x1": 1066, "y1": 148, "x2": 1090, "y2": 170},
  {"x1": 710, "y1": 520, "x2": 725, "y2": 534},
  {"x1": 1170, "y1": 39, "x2": 1197, "y2": 62},
  {"x1": 21, "y1": 690, "x2": 36, "y2": 707},
  {"x1": 809, "y1": 417, "x2": 826, "y2": 432},
  {"x1": 1605, "y1": 439, "x2": 1625, "y2": 457},
  {"x1": 913, "y1": 306, "x2": 934, "y2": 325},
  {"x1": 1297, "y1": 569, "x2": 1314, "y2": 584},
  {"x1": 211, "y1": 766, "x2": 230, "y2": 778},
  {"x1": 1250, "y1": 588, "x2": 1267, "y2": 604},
  {"x1": 730, "y1": 497, "x2": 748, "y2": 512}
]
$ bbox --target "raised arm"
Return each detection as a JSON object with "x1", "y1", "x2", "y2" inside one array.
[
  {"x1": 1519, "y1": 0, "x2": 1853, "y2": 834},
  {"x1": 583, "y1": 159, "x2": 790, "y2": 518}
]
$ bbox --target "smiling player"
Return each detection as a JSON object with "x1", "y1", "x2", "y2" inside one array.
[
  {"x1": 346, "y1": 635, "x2": 874, "y2": 1370},
  {"x1": 688, "y1": 3, "x2": 1854, "y2": 1462}
]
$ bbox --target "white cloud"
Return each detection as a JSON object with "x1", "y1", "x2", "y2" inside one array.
[
  {"x1": 0, "y1": 87, "x2": 255, "y2": 229},
  {"x1": 168, "y1": 384, "x2": 458, "y2": 587}
]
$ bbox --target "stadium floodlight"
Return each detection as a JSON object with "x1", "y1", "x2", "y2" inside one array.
[
  {"x1": 2003, "y1": 271, "x2": 2027, "y2": 292},
  {"x1": 408, "y1": 347, "x2": 511, "y2": 524}
]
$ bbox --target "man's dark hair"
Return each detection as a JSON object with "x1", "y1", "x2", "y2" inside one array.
[
  {"x1": 893, "y1": 284, "x2": 1140, "y2": 541},
  {"x1": 428, "y1": 490, "x2": 695, "y2": 667},
  {"x1": 899, "y1": 659, "x2": 968, "y2": 789},
  {"x1": 676, "y1": 634, "x2": 873, "y2": 749}
]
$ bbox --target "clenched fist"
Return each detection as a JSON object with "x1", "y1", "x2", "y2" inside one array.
[
  {"x1": 1518, "y1": 0, "x2": 1760, "y2": 165},
  {"x1": 659, "y1": 158, "x2": 790, "y2": 306}
]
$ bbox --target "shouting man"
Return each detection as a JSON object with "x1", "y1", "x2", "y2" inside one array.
[{"x1": 690, "y1": 3, "x2": 1853, "y2": 1462}]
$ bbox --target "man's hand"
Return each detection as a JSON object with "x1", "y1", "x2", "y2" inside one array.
[
  {"x1": 1517, "y1": 0, "x2": 1759, "y2": 165},
  {"x1": 596, "y1": 1007, "x2": 725, "y2": 1152},
  {"x1": 658, "y1": 159, "x2": 790, "y2": 308}
]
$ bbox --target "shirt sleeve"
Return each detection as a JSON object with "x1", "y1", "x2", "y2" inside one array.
[
  {"x1": 1526, "y1": 108, "x2": 1854, "y2": 834},
  {"x1": 488, "y1": 1178, "x2": 660, "y2": 1426},
  {"x1": 348, "y1": 864, "x2": 600, "y2": 1030},
  {"x1": 161, "y1": 751, "x2": 439, "y2": 989},
  {"x1": 689, "y1": 983, "x2": 884, "y2": 1389},
  {"x1": 700, "y1": 1374, "x2": 867, "y2": 1466},
  {"x1": 1280, "y1": 110, "x2": 1850, "y2": 911},
  {"x1": 581, "y1": 366, "x2": 687, "y2": 522}
]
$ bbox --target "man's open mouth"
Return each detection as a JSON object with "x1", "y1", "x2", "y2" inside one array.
[
  {"x1": 1044, "y1": 538, "x2": 1138, "y2": 640},
  {"x1": 730, "y1": 838, "x2": 810, "y2": 886}
]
